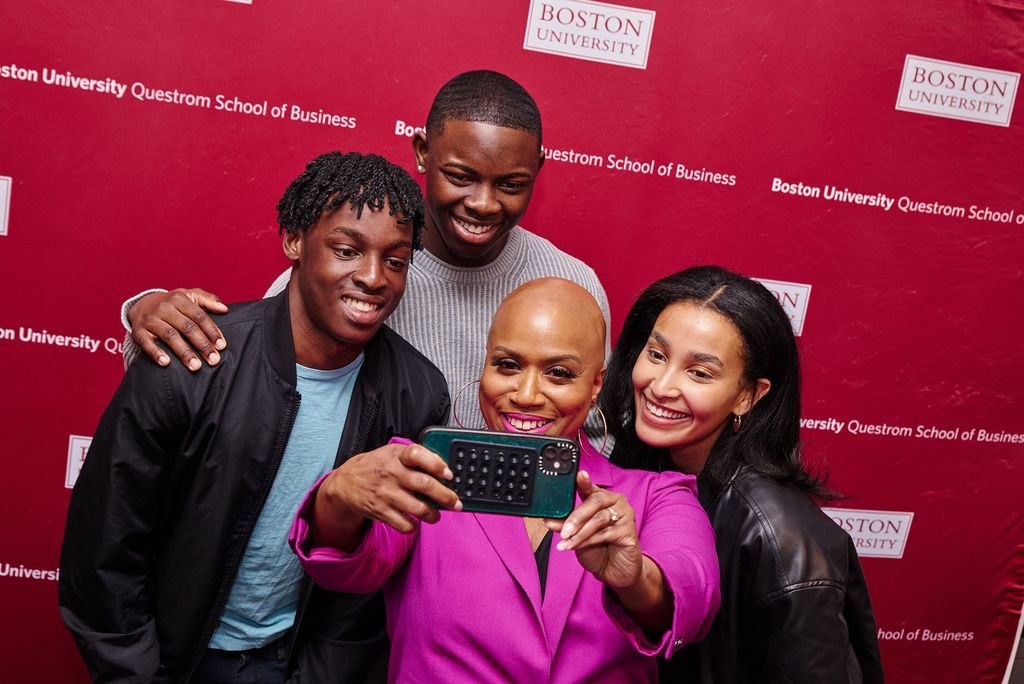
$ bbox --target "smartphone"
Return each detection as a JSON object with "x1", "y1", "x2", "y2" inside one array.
[{"x1": 418, "y1": 426, "x2": 580, "y2": 519}]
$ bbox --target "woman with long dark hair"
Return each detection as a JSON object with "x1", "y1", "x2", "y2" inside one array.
[{"x1": 601, "y1": 265, "x2": 884, "y2": 683}]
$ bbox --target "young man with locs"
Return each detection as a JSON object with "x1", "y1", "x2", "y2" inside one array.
[{"x1": 59, "y1": 152, "x2": 449, "y2": 683}]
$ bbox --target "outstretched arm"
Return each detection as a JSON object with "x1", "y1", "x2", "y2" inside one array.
[
  {"x1": 545, "y1": 471, "x2": 672, "y2": 634},
  {"x1": 310, "y1": 442, "x2": 462, "y2": 551},
  {"x1": 292, "y1": 440, "x2": 462, "y2": 594},
  {"x1": 125, "y1": 288, "x2": 228, "y2": 369},
  {"x1": 546, "y1": 470, "x2": 719, "y2": 656},
  {"x1": 119, "y1": 267, "x2": 292, "y2": 369}
]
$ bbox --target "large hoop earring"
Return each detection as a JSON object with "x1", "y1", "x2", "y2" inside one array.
[
  {"x1": 578, "y1": 403, "x2": 609, "y2": 454},
  {"x1": 451, "y1": 379, "x2": 483, "y2": 429}
]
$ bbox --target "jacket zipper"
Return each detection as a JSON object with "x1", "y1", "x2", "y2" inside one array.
[{"x1": 182, "y1": 391, "x2": 302, "y2": 682}]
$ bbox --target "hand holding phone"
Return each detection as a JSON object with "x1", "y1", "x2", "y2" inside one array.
[{"x1": 312, "y1": 441, "x2": 462, "y2": 550}]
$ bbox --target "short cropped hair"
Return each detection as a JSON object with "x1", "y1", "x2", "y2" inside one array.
[
  {"x1": 275, "y1": 151, "x2": 425, "y2": 251},
  {"x1": 426, "y1": 70, "x2": 542, "y2": 143}
]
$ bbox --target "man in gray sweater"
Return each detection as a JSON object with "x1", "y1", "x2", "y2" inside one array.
[{"x1": 122, "y1": 70, "x2": 610, "y2": 429}]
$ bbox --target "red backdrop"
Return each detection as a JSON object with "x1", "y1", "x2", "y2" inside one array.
[{"x1": 1, "y1": 1, "x2": 1022, "y2": 682}]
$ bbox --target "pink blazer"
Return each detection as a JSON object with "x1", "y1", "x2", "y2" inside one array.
[{"x1": 291, "y1": 440, "x2": 719, "y2": 683}]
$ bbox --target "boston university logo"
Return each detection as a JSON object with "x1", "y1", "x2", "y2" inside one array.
[
  {"x1": 66, "y1": 435, "x2": 92, "y2": 488},
  {"x1": 523, "y1": 0, "x2": 656, "y2": 70},
  {"x1": 752, "y1": 277, "x2": 811, "y2": 336},
  {"x1": 896, "y1": 55, "x2": 1019, "y2": 127},
  {"x1": 822, "y1": 508, "x2": 914, "y2": 559}
]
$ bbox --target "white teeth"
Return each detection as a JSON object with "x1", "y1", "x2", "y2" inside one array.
[
  {"x1": 342, "y1": 297, "x2": 380, "y2": 313},
  {"x1": 646, "y1": 400, "x2": 686, "y2": 420},
  {"x1": 453, "y1": 216, "x2": 495, "y2": 235},
  {"x1": 507, "y1": 416, "x2": 549, "y2": 431}
]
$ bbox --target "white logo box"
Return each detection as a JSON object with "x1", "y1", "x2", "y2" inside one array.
[
  {"x1": 66, "y1": 435, "x2": 92, "y2": 489},
  {"x1": 752, "y1": 278, "x2": 811, "y2": 336},
  {"x1": 822, "y1": 507, "x2": 914, "y2": 559},
  {"x1": 896, "y1": 54, "x2": 1019, "y2": 127},
  {"x1": 524, "y1": 0, "x2": 656, "y2": 70},
  {"x1": 0, "y1": 176, "x2": 11, "y2": 237}
]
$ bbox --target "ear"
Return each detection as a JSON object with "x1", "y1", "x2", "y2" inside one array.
[
  {"x1": 590, "y1": 366, "x2": 607, "y2": 405},
  {"x1": 733, "y1": 378, "x2": 771, "y2": 416},
  {"x1": 412, "y1": 132, "x2": 428, "y2": 172},
  {"x1": 282, "y1": 230, "x2": 302, "y2": 263},
  {"x1": 536, "y1": 145, "x2": 545, "y2": 173}
]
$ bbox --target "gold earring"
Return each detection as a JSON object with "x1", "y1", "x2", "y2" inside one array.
[
  {"x1": 581, "y1": 403, "x2": 609, "y2": 454},
  {"x1": 451, "y1": 379, "x2": 484, "y2": 429},
  {"x1": 733, "y1": 413, "x2": 743, "y2": 433}
]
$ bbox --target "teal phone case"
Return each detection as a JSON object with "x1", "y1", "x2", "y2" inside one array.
[{"x1": 419, "y1": 426, "x2": 580, "y2": 519}]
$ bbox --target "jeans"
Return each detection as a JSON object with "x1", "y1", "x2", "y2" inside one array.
[{"x1": 192, "y1": 637, "x2": 289, "y2": 684}]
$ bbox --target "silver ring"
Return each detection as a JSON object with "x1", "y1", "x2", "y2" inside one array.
[{"x1": 608, "y1": 508, "x2": 620, "y2": 524}]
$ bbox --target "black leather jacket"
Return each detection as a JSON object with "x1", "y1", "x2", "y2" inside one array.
[
  {"x1": 662, "y1": 465, "x2": 885, "y2": 683},
  {"x1": 59, "y1": 290, "x2": 449, "y2": 683}
]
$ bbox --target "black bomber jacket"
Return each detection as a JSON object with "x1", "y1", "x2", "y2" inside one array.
[
  {"x1": 59, "y1": 290, "x2": 450, "y2": 683},
  {"x1": 662, "y1": 465, "x2": 885, "y2": 683}
]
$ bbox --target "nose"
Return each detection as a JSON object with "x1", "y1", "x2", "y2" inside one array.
[
  {"x1": 648, "y1": 366, "x2": 681, "y2": 400},
  {"x1": 464, "y1": 183, "x2": 501, "y2": 217},
  {"x1": 511, "y1": 370, "x2": 543, "y2": 408},
  {"x1": 352, "y1": 256, "x2": 385, "y2": 291}
]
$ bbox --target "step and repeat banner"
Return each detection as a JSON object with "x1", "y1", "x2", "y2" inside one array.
[{"x1": 1, "y1": 1, "x2": 1021, "y2": 682}]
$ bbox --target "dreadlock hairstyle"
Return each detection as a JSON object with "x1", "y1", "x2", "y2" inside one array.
[
  {"x1": 600, "y1": 265, "x2": 835, "y2": 499},
  {"x1": 276, "y1": 151, "x2": 425, "y2": 251},
  {"x1": 425, "y1": 70, "x2": 542, "y2": 144}
]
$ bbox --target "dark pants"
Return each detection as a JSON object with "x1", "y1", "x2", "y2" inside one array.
[{"x1": 192, "y1": 637, "x2": 289, "y2": 684}]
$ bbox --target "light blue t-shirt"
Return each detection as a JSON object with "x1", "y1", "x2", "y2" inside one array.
[{"x1": 208, "y1": 354, "x2": 364, "y2": 650}]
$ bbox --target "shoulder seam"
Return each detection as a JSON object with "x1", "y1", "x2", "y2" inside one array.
[
  {"x1": 748, "y1": 580, "x2": 846, "y2": 613},
  {"x1": 734, "y1": 480, "x2": 791, "y2": 588}
]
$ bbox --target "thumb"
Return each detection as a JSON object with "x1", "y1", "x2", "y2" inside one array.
[
  {"x1": 188, "y1": 288, "x2": 229, "y2": 313},
  {"x1": 576, "y1": 470, "x2": 596, "y2": 499}
]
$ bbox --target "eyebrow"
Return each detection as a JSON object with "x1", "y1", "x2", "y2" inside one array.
[
  {"x1": 329, "y1": 226, "x2": 412, "y2": 249},
  {"x1": 649, "y1": 330, "x2": 724, "y2": 367},
  {"x1": 690, "y1": 352, "x2": 725, "y2": 368},
  {"x1": 492, "y1": 345, "x2": 582, "y2": 364}
]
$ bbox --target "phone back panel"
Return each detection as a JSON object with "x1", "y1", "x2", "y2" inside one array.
[{"x1": 419, "y1": 427, "x2": 579, "y2": 519}]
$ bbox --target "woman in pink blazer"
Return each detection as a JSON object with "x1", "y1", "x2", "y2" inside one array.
[{"x1": 290, "y1": 278, "x2": 719, "y2": 683}]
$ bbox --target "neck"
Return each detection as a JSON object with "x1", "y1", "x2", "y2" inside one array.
[{"x1": 667, "y1": 443, "x2": 711, "y2": 476}]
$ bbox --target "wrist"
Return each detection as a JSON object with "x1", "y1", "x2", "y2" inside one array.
[
  {"x1": 121, "y1": 288, "x2": 167, "y2": 330},
  {"x1": 309, "y1": 474, "x2": 370, "y2": 552},
  {"x1": 609, "y1": 555, "x2": 673, "y2": 635},
  {"x1": 612, "y1": 555, "x2": 662, "y2": 609}
]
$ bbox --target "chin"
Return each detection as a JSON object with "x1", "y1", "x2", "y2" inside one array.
[
  {"x1": 634, "y1": 424, "x2": 678, "y2": 450},
  {"x1": 556, "y1": 422, "x2": 585, "y2": 439}
]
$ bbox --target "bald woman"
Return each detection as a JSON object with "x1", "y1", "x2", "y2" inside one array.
[{"x1": 290, "y1": 278, "x2": 719, "y2": 684}]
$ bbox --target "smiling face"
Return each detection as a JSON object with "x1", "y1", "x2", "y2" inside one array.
[
  {"x1": 284, "y1": 201, "x2": 413, "y2": 369},
  {"x1": 414, "y1": 120, "x2": 543, "y2": 267},
  {"x1": 479, "y1": 279, "x2": 605, "y2": 439},
  {"x1": 631, "y1": 301, "x2": 769, "y2": 474}
]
